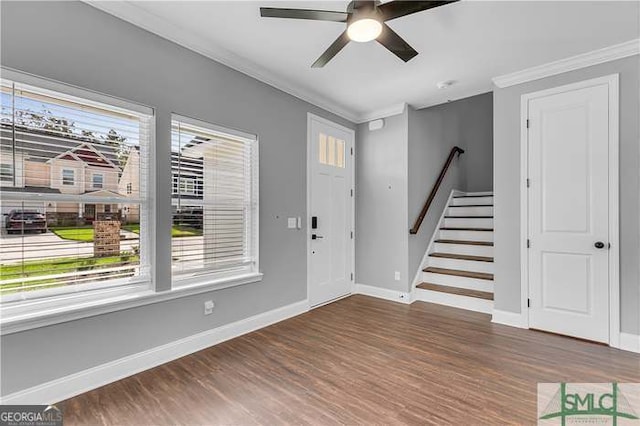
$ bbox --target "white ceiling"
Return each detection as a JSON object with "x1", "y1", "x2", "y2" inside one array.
[{"x1": 90, "y1": 1, "x2": 639, "y2": 123}]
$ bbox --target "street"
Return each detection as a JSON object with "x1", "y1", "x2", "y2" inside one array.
[{"x1": 0, "y1": 229, "x2": 141, "y2": 263}]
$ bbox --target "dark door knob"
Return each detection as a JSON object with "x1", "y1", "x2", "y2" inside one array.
[{"x1": 594, "y1": 241, "x2": 605, "y2": 249}]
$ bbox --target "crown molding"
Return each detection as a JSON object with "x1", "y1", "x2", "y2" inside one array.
[
  {"x1": 357, "y1": 103, "x2": 407, "y2": 123},
  {"x1": 492, "y1": 38, "x2": 640, "y2": 88},
  {"x1": 412, "y1": 85, "x2": 494, "y2": 111},
  {"x1": 84, "y1": 1, "x2": 361, "y2": 123}
]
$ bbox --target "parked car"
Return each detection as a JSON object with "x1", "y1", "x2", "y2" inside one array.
[
  {"x1": 5, "y1": 210, "x2": 48, "y2": 234},
  {"x1": 173, "y1": 207, "x2": 203, "y2": 229}
]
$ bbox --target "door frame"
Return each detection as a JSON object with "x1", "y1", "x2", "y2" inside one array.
[
  {"x1": 519, "y1": 74, "x2": 620, "y2": 346},
  {"x1": 306, "y1": 113, "x2": 356, "y2": 309}
]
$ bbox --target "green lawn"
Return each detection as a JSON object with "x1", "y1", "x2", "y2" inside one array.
[
  {"x1": 51, "y1": 224, "x2": 201, "y2": 242},
  {"x1": 1, "y1": 254, "x2": 139, "y2": 293},
  {"x1": 50, "y1": 225, "x2": 94, "y2": 242},
  {"x1": 170, "y1": 226, "x2": 202, "y2": 238}
]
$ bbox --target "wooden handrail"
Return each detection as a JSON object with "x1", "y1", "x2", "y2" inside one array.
[{"x1": 409, "y1": 146, "x2": 465, "y2": 235}]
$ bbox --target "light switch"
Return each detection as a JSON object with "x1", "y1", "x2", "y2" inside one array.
[{"x1": 287, "y1": 217, "x2": 297, "y2": 229}]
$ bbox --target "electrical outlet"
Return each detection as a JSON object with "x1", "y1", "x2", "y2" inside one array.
[
  {"x1": 394, "y1": 271, "x2": 401, "y2": 281},
  {"x1": 204, "y1": 300, "x2": 214, "y2": 315}
]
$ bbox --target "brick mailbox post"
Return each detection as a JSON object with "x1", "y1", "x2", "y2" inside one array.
[{"x1": 94, "y1": 220, "x2": 121, "y2": 257}]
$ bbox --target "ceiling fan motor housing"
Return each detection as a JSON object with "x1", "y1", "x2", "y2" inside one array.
[{"x1": 347, "y1": 1, "x2": 382, "y2": 24}]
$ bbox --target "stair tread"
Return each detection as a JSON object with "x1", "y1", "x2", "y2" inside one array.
[
  {"x1": 423, "y1": 267, "x2": 494, "y2": 281},
  {"x1": 435, "y1": 239, "x2": 494, "y2": 246},
  {"x1": 445, "y1": 216, "x2": 493, "y2": 218},
  {"x1": 440, "y1": 227, "x2": 493, "y2": 231},
  {"x1": 417, "y1": 282, "x2": 494, "y2": 300},
  {"x1": 453, "y1": 194, "x2": 493, "y2": 198},
  {"x1": 429, "y1": 252, "x2": 493, "y2": 262},
  {"x1": 449, "y1": 205, "x2": 494, "y2": 207}
]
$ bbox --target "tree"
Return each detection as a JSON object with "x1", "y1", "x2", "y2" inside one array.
[
  {"x1": 101, "y1": 129, "x2": 129, "y2": 168},
  {"x1": 2, "y1": 103, "x2": 131, "y2": 170}
]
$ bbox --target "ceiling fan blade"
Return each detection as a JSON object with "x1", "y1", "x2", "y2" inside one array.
[
  {"x1": 376, "y1": 23, "x2": 418, "y2": 62},
  {"x1": 312, "y1": 31, "x2": 351, "y2": 68},
  {"x1": 377, "y1": 1, "x2": 458, "y2": 21},
  {"x1": 260, "y1": 7, "x2": 349, "y2": 22}
]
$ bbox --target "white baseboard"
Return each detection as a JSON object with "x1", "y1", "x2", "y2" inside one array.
[
  {"x1": 354, "y1": 283, "x2": 412, "y2": 304},
  {"x1": 491, "y1": 309, "x2": 528, "y2": 328},
  {"x1": 0, "y1": 299, "x2": 309, "y2": 405},
  {"x1": 619, "y1": 332, "x2": 640, "y2": 353},
  {"x1": 491, "y1": 311, "x2": 639, "y2": 354},
  {"x1": 414, "y1": 288, "x2": 493, "y2": 314}
]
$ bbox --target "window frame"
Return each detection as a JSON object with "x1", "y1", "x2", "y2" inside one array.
[
  {"x1": 61, "y1": 168, "x2": 76, "y2": 186},
  {"x1": 0, "y1": 69, "x2": 155, "y2": 317},
  {"x1": 170, "y1": 113, "x2": 260, "y2": 287},
  {"x1": 0, "y1": 162, "x2": 13, "y2": 182},
  {"x1": 92, "y1": 172, "x2": 104, "y2": 189},
  {"x1": 0, "y1": 69, "x2": 262, "y2": 335}
]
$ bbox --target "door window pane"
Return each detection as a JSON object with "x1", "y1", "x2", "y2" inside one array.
[
  {"x1": 336, "y1": 139, "x2": 345, "y2": 168},
  {"x1": 319, "y1": 133, "x2": 327, "y2": 165}
]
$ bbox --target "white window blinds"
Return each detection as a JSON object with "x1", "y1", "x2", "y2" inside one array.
[
  {"x1": 0, "y1": 78, "x2": 152, "y2": 300},
  {"x1": 171, "y1": 117, "x2": 258, "y2": 281}
]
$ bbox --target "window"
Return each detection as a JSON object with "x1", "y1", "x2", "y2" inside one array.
[
  {"x1": 319, "y1": 132, "x2": 345, "y2": 168},
  {"x1": 92, "y1": 173, "x2": 104, "y2": 189},
  {"x1": 171, "y1": 116, "x2": 258, "y2": 282},
  {"x1": 0, "y1": 163, "x2": 12, "y2": 182},
  {"x1": 1, "y1": 75, "x2": 152, "y2": 302},
  {"x1": 172, "y1": 176, "x2": 198, "y2": 196},
  {"x1": 62, "y1": 169, "x2": 75, "y2": 186}
]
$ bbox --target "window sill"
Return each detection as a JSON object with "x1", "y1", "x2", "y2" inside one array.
[{"x1": 0, "y1": 272, "x2": 263, "y2": 335}]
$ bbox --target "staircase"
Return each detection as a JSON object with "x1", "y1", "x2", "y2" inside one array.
[{"x1": 414, "y1": 191, "x2": 494, "y2": 313}]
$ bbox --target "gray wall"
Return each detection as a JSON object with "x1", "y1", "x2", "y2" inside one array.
[
  {"x1": 493, "y1": 56, "x2": 640, "y2": 334},
  {"x1": 408, "y1": 93, "x2": 493, "y2": 285},
  {"x1": 0, "y1": 1, "x2": 355, "y2": 396},
  {"x1": 357, "y1": 94, "x2": 494, "y2": 291},
  {"x1": 355, "y1": 109, "x2": 410, "y2": 292}
]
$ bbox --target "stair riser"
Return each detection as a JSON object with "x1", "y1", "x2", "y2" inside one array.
[
  {"x1": 447, "y1": 206, "x2": 493, "y2": 217},
  {"x1": 414, "y1": 288, "x2": 494, "y2": 314},
  {"x1": 433, "y1": 243, "x2": 494, "y2": 257},
  {"x1": 444, "y1": 217, "x2": 493, "y2": 228},
  {"x1": 422, "y1": 272, "x2": 494, "y2": 292},
  {"x1": 427, "y1": 256, "x2": 494, "y2": 274},
  {"x1": 451, "y1": 196, "x2": 493, "y2": 206},
  {"x1": 438, "y1": 229, "x2": 493, "y2": 242}
]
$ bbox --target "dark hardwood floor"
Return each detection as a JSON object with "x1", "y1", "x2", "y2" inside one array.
[{"x1": 62, "y1": 295, "x2": 640, "y2": 425}]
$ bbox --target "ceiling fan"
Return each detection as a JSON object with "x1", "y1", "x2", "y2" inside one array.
[{"x1": 260, "y1": 1, "x2": 458, "y2": 67}]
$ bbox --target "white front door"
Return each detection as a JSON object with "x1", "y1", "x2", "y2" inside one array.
[
  {"x1": 308, "y1": 115, "x2": 354, "y2": 307},
  {"x1": 527, "y1": 79, "x2": 613, "y2": 343}
]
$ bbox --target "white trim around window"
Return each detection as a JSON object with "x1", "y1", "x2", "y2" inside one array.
[{"x1": 170, "y1": 113, "x2": 260, "y2": 287}]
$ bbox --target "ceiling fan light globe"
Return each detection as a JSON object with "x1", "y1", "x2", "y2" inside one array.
[{"x1": 347, "y1": 18, "x2": 382, "y2": 42}]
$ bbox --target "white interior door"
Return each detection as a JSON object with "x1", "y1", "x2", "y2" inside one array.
[
  {"x1": 527, "y1": 80, "x2": 612, "y2": 343},
  {"x1": 308, "y1": 115, "x2": 354, "y2": 307}
]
